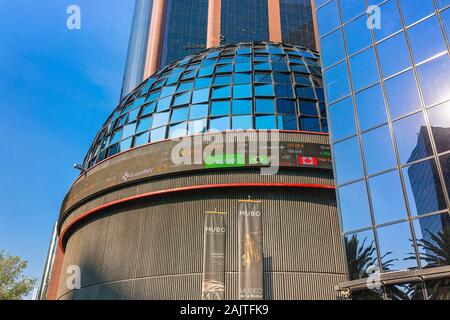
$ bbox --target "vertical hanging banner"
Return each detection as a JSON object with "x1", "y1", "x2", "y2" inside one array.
[
  {"x1": 202, "y1": 211, "x2": 226, "y2": 300},
  {"x1": 238, "y1": 200, "x2": 263, "y2": 300}
]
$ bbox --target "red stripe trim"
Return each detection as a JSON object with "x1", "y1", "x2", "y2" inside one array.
[
  {"x1": 58, "y1": 182, "x2": 334, "y2": 253},
  {"x1": 72, "y1": 130, "x2": 329, "y2": 187}
]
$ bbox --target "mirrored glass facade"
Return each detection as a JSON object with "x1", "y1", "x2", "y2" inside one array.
[
  {"x1": 83, "y1": 42, "x2": 326, "y2": 169},
  {"x1": 315, "y1": 0, "x2": 450, "y2": 293}
]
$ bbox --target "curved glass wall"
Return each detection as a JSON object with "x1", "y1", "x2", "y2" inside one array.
[
  {"x1": 83, "y1": 42, "x2": 326, "y2": 169},
  {"x1": 315, "y1": 0, "x2": 450, "y2": 298}
]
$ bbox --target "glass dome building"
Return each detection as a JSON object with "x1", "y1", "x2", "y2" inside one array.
[{"x1": 84, "y1": 42, "x2": 327, "y2": 169}]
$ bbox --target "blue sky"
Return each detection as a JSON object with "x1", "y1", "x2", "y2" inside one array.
[{"x1": 0, "y1": 0, "x2": 135, "y2": 296}]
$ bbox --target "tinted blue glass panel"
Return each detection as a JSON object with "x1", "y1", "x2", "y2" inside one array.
[
  {"x1": 408, "y1": 16, "x2": 447, "y2": 63},
  {"x1": 232, "y1": 100, "x2": 252, "y2": 115},
  {"x1": 256, "y1": 99, "x2": 275, "y2": 114},
  {"x1": 299, "y1": 101, "x2": 318, "y2": 116},
  {"x1": 300, "y1": 117, "x2": 321, "y2": 132},
  {"x1": 150, "y1": 126, "x2": 166, "y2": 142},
  {"x1": 373, "y1": 0, "x2": 402, "y2": 41},
  {"x1": 399, "y1": 0, "x2": 436, "y2": 26},
  {"x1": 134, "y1": 131, "x2": 150, "y2": 146},
  {"x1": 417, "y1": 54, "x2": 450, "y2": 106},
  {"x1": 321, "y1": 29, "x2": 345, "y2": 68},
  {"x1": 317, "y1": 0, "x2": 340, "y2": 36},
  {"x1": 369, "y1": 170, "x2": 408, "y2": 224},
  {"x1": 393, "y1": 112, "x2": 432, "y2": 164},
  {"x1": 385, "y1": 70, "x2": 421, "y2": 119},
  {"x1": 413, "y1": 213, "x2": 450, "y2": 268},
  {"x1": 339, "y1": 181, "x2": 372, "y2": 232},
  {"x1": 377, "y1": 32, "x2": 412, "y2": 78},
  {"x1": 233, "y1": 73, "x2": 252, "y2": 84},
  {"x1": 277, "y1": 99, "x2": 296, "y2": 114},
  {"x1": 255, "y1": 84, "x2": 275, "y2": 97},
  {"x1": 170, "y1": 107, "x2": 189, "y2": 123},
  {"x1": 211, "y1": 101, "x2": 230, "y2": 116},
  {"x1": 349, "y1": 48, "x2": 380, "y2": 91},
  {"x1": 344, "y1": 229, "x2": 378, "y2": 280},
  {"x1": 192, "y1": 88, "x2": 210, "y2": 103},
  {"x1": 328, "y1": 97, "x2": 356, "y2": 142},
  {"x1": 362, "y1": 125, "x2": 397, "y2": 175},
  {"x1": 377, "y1": 222, "x2": 417, "y2": 271},
  {"x1": 355, "y1": 84, "x2": 387, "y2": 131},
  {"x1": 210, "y1": 116, "x2": 230, "y2": 131},
  {"x1": 188, "y1": 119, "x2": 207, "y2": 135},
  {"x1": 212, "y1": 86, "x2": 231, "y2": 99},
  {"x1": 340, "y1": 0, "x2": 366, "y2": 22},
  {"x1": 233, "y1": 84, "x2": 253, "y2": 99},
  {"x1": 403, "y1": 159, "x2": 446, "y2": 216},
  {"x1": 136, "y1": 117, "x2": 152, "y2": 133},
  {"x1": 232, "y1": 115, "x2": 253, "y2": 130},
  {"x1": 255, "y1": 115, "x2": 276, "y2": 129},
  {"x1": 152, "y1": 111, "x2": 170, "y2": 128},
  {"x1": 173, "y1": 92, "x2": 191, "y2": 106},
  {"x1": 194, "y1": 77, "x2": 212, "y2": 89},
  {"x1": 169, "y1": 122, "x2": 187, "y2": 138},
  {"x1": 157, "y1": 96, "x2": 172, "y2": 111},
  {"x1": 213, "y1": 75, "x2": 232, "y2": 86},
  {"x1": 334, "y1": 137, "x2": 364, "y2": 185},
  {"x1": 427, "y1": 101, "x2": 450, "y2": 153},
  {"x1": 275, "y1": 84, "x2": 294, "y2": 98},
  {"x1": 344, "y1": 14, "x2": 373, "y2": 55},
  {"x1": 278, "y1": 115, "x2": 298, "y2": 130},
  {"x1": 323, "y1": 61, "x2": 351, "y2": 103}
]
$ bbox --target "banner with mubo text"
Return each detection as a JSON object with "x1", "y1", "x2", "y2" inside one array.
[
  {"x1": 238, "y1": 200, "x2": 263, "y2": 300},
  {"x1": 202, "y1": 211, "x2": 226, "y2": 300}
]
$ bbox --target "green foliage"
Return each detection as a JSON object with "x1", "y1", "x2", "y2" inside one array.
[{"x1": 0, "y1": 250, "x2": 36, "y2": 300}]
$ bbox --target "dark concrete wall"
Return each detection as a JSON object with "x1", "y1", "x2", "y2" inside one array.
[{"x1": 57, "y1": 187, "x2": 346, "y2": 300}]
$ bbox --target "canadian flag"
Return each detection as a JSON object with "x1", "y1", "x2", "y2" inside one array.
[{"x1": 298, "y1": 156, "x2": 318, "y2": 166}]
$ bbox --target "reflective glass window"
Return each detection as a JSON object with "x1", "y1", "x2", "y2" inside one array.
[
  {"x1": 300, "y1": 117, "x2": 321, "y2": 132},
  {"x1": 373, "y1": 0, "x2": 402, "y2": 41},
  {"x1": 340, "y1": 0, "x2": 366, "y2": 23},
  {"x1": 377, "y1": 32, "x2": 412, "y2": 78},
  {"x1": 277, "y1": 99, "x2": 296, "y2": 114},
  {"x1": 399, "y1": 0, "x2": 435, "y2": 26},
  {"x1": 275, "y1": 84, "x2": 294, "y2": 98},
  {"x1": 170, "y1": 107, "x2": 189, "y2": 123},
  {"x1": 169, "y1": 122, "x2": 187, "y2": 138},
  {"x1": 408, "y1": 16, "x2": 447, "y2": 63},
  {"x1": 344, "y1": 14, "x2": 373, "y2": 55},
  {"x1": 233, "y1": 84, "x2": 253, "y2": 99},
  {"x1": 233, "y1": 72, "x2": 252, "y2": 84},
  {"x1": 212, "y1": 86, "x2": 231, "y2": 99},
  {"x1": 136, "y1": 117, "x2": 152, "y2": 133},
  {"x1": 213, "y1": 75, "x2": 232, "y2": 86},
  {"x1": 316, "y1": 0, "x2": 340, "y2": 35},
  {"x1": 134, "y1": 131, "x2": 150, "y2": 146},
  {"x1": 120, "y1": 138, "x2": 132, "y2": 152},
  {"x1": 256, "y1": 99, "x2": 275, "y2": 114},
  {"x1": 328, "y1": 97, "x2": 356, "y2": 142},
  {"x1": 177, "y1": 81, "x2": 194, "y2": 93},
  {"x1": 110, "y1": 129, "x2": 123, "y2": 144},
  {"x1": 377, "y1": 222, "x2": 417, "y2": 271},
  {"x1": 362, "y1": 125, "x2": 397, "y2": 175},
  {"x1": 349, "y1": 48, "x2": 380, "y2": 91},
  {"x1": 414, "y1": 213, "x2": 450, "y2": 269},
  {"x1": 255, "y1": 84, "x2": 275, "y2": 97},
  {"x1": 385, "y1": 70, "x2": 421, "y2": 119},
  {"x1": 403, "y1": 159, "x2": 446, "y2": 216},
  {"x1": 255, "y1": 115, "x2": 276, "y2": 129},
  {"x1": 122, "y1": 123, "x2": 136, "y2": 139},
  {"x1": 188, "y1": 119, "x2": 207, "y2": 135},
  {"x1": 152, "y1": 111, "x2": 170, "y2": 128},
  {"x1": 160, "y1": 85, "x2": 176, "y2": 98},
  {"x1": 216, "y1": 64, "x2": 233, "y2": 73},
  {"x1": 232, "y1": 115, "x2": 253, "y2": 130},
  {"x1": 323, "y1": 61, "x2": 351, "y2": 103},
  {"x1": 232, "y1": 100, "x2": 252, "y2": 115},
  {"x1": 254, "y1": 72, "x2": 272, "y2": 83},
  {"x1": 192, "y1": 88, "x2": 210, "y2": 103},
  {"x1": 173, "y1": 92, "x2": 191, "y2": 106},
  {"x1": 189, "y1": 104, "x2": 208, "y2": 120},
  {"x1": 369, "y1": 170, "x2": 408, "y2": 224},
  {"x1": 296, "y1": 86, "x2": 316, "y2": 100},
  {"x1": 385, "y1": 283, "x2": 425, "y2": 300},
  {"x1": 209, "y1": 116, "x2": 230, "y2": 131},
  {"x1": 194, "y1": 77, "x2": 212, "y2": 89},
  {"x1": 321, "y1": 29, "x2": 345, "y2": 68},
  {"x1": 211, "y1": 101, "x2": 230, "y2": 116},
  {"x1": 424, "y1": 279, "x2": 450, "y2": 300},
  {"x1": 128, "y1": 108, "x2": 140, "y2": 122},
  {"x1": 334, "y1": 136, "x2": 364, "y2": 185},
  {"x1": 394, "y1": 112, "x2": 432, "y2": 164},
  {"x1": 278, "y1": 115, "x2": 298, "y2": 130},
  {"x1": 440, "y1": 154, "x2": 450, "y2": 200},
  {"x1": 344, "y1": 230, "x2": 378, "y2": 281},
  {"x1": 150, "y1": 126, "x2": 166, "y2": 142},
  {"x1": 355, "y1": 84, "x2": 387, "y2": 131},
  {"x1": 156, "y1": 96, "x2": 172, "y2": 112},
  {"x1": 417, "y1": 54, "x2": 450, "y2": 106},
  {"x1": 234, "y1": 62, "x2": 252, "y2": 73},
  {"x1": 299, "y1": 101, "x2": 318, "y2": 116},
  {"x1": 427, "y1": 101, "x2": 450, "y2": 153},
  {"x1": 339, "y1": 181, "x2": 372, "y2": 232}
]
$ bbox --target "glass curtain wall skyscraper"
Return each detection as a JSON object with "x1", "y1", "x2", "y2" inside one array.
[
  {"x1": 314, "y1": 0, "x2": 450, "y2": 299},
  {"x1": 120, "y1": 0, "x2": 317, "y2": 98}
]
